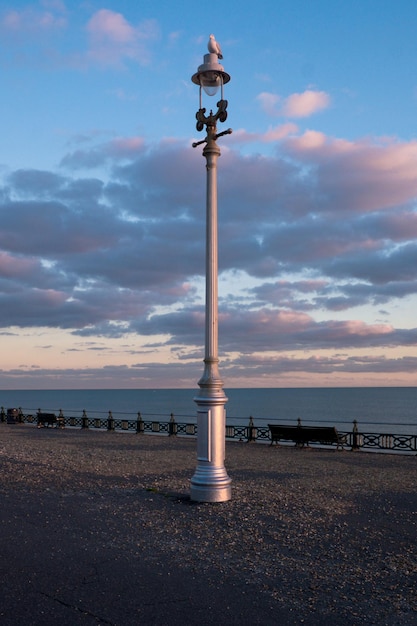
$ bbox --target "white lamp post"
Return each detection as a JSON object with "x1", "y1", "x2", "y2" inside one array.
[{"x1": 190, "y1": 36, "x2": 232, "y2": 503}]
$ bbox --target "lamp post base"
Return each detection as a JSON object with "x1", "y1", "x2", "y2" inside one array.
[
  {"x1": 190, "y1": 390, "x2": 232, "y2": 502},
  {"x1": 190, "y1": 465, "x2": 232, "y2": 503}
]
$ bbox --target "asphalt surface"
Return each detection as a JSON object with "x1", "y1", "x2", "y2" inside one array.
[
  {"x1": 0, "y1": 487, "x2": 299, "y2": 626},
  {"x1": 3, "y1": 425, "x2": 417, "y2": 625}
]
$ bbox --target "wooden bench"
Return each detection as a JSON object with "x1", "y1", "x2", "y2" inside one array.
[
  {"x1": 269, "y1": 424, "x2": 344, "y2": 449},
  {"x1": 37, "y1": 412, "x2": 62, "y2": 428}
]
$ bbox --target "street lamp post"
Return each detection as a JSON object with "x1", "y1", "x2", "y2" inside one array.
[{"x1": 190, "y1": 37, "x2": 232, "y2": 503}]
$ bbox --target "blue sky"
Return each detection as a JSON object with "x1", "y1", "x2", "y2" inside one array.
[{"x1": 1, "y1": 0, "x2": 417, "y2": 389}]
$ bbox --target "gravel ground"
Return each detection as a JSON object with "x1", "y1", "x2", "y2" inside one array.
[{"x1": 1, "y1": 425, "x2": 417, "y2": 625}]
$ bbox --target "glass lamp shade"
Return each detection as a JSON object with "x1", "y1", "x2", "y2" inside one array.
[{"x1": 200, "y1": 71, "x2": 221, "y2": 96}]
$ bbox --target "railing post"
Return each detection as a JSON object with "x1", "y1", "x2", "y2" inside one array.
[
  {"x1": 107, "y1": 410, "x2": 115, "y2": 431},
  {"x1": 18, "y1": 407, "x2": 24, "y2": 423},
  {"x1": 296, "y1": 417, "x2": 303, "y2": 447},
  {"x1": 82, "y1": 409, "x2": 89, "y2": 429},
  {"x1": 136, "y1": 412, "x2": 144, "y2": 434},
  {"x1": 247, "y1": 416, "x2": 257, "y2": 442},
  {"x1": 352, "y1": 420, "x2": 360, "y2": 450},
  {"x1": 58, "y1": 409, "x2": 65, "y2": 428},
  {"x1": 169, "y1": 413, "x2": 177, "y2": 436}
]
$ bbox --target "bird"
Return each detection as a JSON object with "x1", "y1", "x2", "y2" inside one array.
[{"x1": 208, "y1": 34, "x2": 223, "y2": 59}]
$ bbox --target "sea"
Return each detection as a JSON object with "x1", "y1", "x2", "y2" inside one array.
[{"x1": 1, "y1": 387, "x2": 417, "y2": 435}]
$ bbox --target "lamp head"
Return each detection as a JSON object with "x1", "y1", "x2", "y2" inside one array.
[{"x1": 192, "y1": 53, "x2": 230, "y2": 97}]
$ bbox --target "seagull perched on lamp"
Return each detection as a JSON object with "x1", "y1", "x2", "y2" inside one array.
[{"x1": 208, "y1": 34, "x2": 223, "y2": 59}]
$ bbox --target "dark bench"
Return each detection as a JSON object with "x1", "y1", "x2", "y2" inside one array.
[
  {"x1": 269, "y1": 424, "x2": 344, "y2": 449},
  {"x1": 37, "y1": 412, "x2": 60, "y2": 428},
  {"x1": 6, "y1": 408, "x2": 19, "y2": 424}
]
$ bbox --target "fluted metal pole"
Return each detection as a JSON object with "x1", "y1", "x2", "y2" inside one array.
[{"x1": 190, "y1": 124, "x2": 232, "y2": 503}]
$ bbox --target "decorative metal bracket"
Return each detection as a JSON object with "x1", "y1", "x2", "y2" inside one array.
[{"x1": 192, "y1": 99, "x2": 232, "y2": 148}]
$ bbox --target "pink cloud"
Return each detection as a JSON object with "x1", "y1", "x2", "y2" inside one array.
[
  {"x1": 105, "y1": 137, "x2": 145, "y2": 158},
  {"x1": 215, "y1": 307, "x2": 402, "y2": 352},
  {"x1": 284, "y1": 133, "x2": 417, "y2": 212},
  {"x1": 263, "y1": 123, "x2": 299, "y2": 142},
  {"x1": 256, "y1": 92, "x2": 281, "y2": 116},
  {"x1": 222, "y1": 308, "x2": 313, "y2": 336},
  {"x1": 282, "y1": 90, "x2": 330, "y2": 117},
  {"x1": 37, "y1": 288, "x2": 68, "y2": 306},
  {"x1": 257, "y1": 90, "x2": 330, "y2": 118},
  {"x1": 333, "y1": 320, "x2": 392, "y2": 337},
  {"x1": 288, "y1": 129, "x2": 327, "y2": 150},
  {"x1": 87, "y1": 9, "x2": 136, "y2": 44},
  {"x1": 86, "y1": 9, "x2": 159, "y2": 67},
  {"x1": 0, "y1": 251, "x2": 37, "y2": 278},
  {"x1": 60, "y1": 135, "x2": 146, "y2": 169},
  {"x1": 228, "y1": 123, "x2": 298, "y2": 144}
]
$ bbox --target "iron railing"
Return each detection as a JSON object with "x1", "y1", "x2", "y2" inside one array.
[{"x1": 2, "y1": 406, "x2": 417, "y2": 454}]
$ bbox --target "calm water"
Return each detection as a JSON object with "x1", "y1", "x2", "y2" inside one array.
[{"x1": 1, "y1": 387, "x2": 417, "y2": 434}]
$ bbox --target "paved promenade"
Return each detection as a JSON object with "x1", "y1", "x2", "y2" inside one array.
[{"x1": 1, "y1": 425, "x2": 416, "y2": 625}]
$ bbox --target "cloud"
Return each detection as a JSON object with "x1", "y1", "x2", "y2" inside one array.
[
  {"x1": 2, "y1": 127, "x2": 417, "y2": 383},
  {"x1": 130, "y1": 303, "x2": 415, "y2": 355},
  {"x1": 229, "y1": 123, "x2": 299, "y2": 144},
  {"x1": 256, "y1": 92, "x2": 281, "y2": 116},
  {"x1": 257, "y1": 90, "x2": 330, "y2": 118},
  {"x1": 281, "y1": 90, "x2": 331, "y2": 117},
  {"x1": 2, "y1": 352, "x2": 417, "y2": 390},
  {"x1": 85, "y1": 9, "x2": 159, "y2": 68},
  {"x1": 0, "y1": 6, "x2": 159, "y2": 70},
  {"x1": 0, "y1": 251, "x2": 40, "y2": 280},
  {"x1": 283, "y1": 133, "x2": 417, "y2": 213},
  {"x1": 0, "y1": 4, "x2": 67, "y2": 33},
  {"x1": 60, "y1": 136, "x2": 146, "y2": 170},
  {"x1": 221, "y1": 353, "x2": 417, "y2": 382}
]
